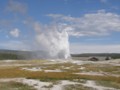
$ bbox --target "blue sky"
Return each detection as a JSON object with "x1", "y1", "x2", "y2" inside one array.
[{"x1": 0, "y1": 0, "x2": 120, "y2": 53}]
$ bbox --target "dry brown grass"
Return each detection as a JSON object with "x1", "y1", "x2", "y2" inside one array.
[
  {"x1": 81, "y1": 63, "x2": 120, "y2": 74},
  {"x1": 0, "y1": 59, "x2": 119, "y2": 90},
  {"x1": 0, "y1": 66, "x2": 119, "y2": 83},
  {"x1": 0, "y1": 81, "x2": 35, "y2": 90}
]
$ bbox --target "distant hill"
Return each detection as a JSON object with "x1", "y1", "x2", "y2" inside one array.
[
  {"x1": 0, "y1": 49, "x2": 34, "y2": 60},
  {"x1": 71, "y1": 53, "x2": 120, "y2": 59},
  {"x1": 0, "y1": 49, "x2": 120, "y2": 60},
  {"x1": 0, "y1": 49, "x2": 57, "y2": 60}
]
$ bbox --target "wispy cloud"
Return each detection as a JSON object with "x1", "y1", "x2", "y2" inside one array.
[
  {"x1": 6, "y1": 0, "x2": 27, "y2": 14},
  {"x1": 48, "y1": 10, "x2": 120, "y2": 37},
  {"x1": 10, "y1": 28, "x2": 20, "y2": 38}
]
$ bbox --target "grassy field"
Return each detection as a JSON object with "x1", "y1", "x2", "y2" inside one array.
[
  {"x1": 0, "y1": 59, "x2": 119, "y2": 90},
  {"x1": 0, "y1": 81, "x2": 35, "y2": 90}
]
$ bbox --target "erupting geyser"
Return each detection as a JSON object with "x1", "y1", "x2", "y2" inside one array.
[{"x1": 33, "y1": 23, "x2": 71, "y2": 59}]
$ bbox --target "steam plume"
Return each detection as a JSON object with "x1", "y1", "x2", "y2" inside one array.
[{"x1": 33, "y1": 22, "x2": 71, "y2": 59}]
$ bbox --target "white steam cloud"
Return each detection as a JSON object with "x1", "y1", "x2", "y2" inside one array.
[{"x1": 33, "y1": 22, "x2": 70, "y2": 59}]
